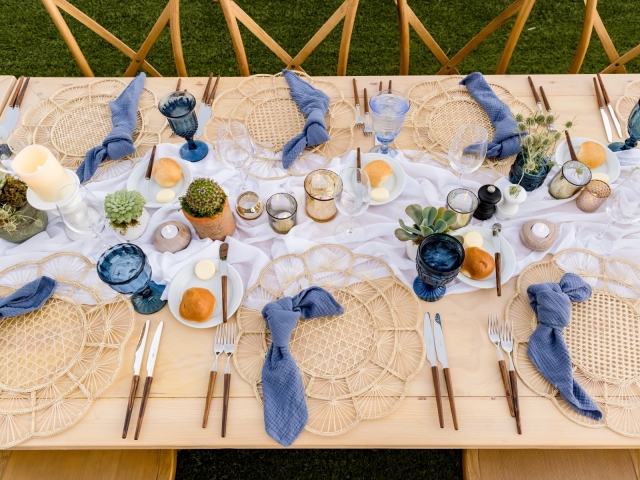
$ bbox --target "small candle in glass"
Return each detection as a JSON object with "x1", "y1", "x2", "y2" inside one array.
[
  {"x1": 548, "y1": 161, "x2": 592, "y2": 199},
  {"x1": 446, "y1": 188, "x2": 479, "y2": 229},
  {"x1": 12, "y1": 145, "x2": 73, "y2": 202},
  {"x1": 531, "y1": 222, "x2": 550, "y2": 239},
  {"x1": 304, "y1": 169, "x2": 339, "y2": 222},
  {"x1": 266, "y1": 193, "x2": 297, "y2": 234},
  {"x1": 576, "y1": 180, "x2": 611, "y2": 213}
]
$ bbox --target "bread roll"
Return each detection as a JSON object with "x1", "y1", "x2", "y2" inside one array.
[
  {"x1": 576, "y1": 141, "x2": 606, "y2": 169},
  {"x1": 460, "y1": 247, "x2": 495, "y2": 280},
  {"x1": 363, "y1": 160, "x2": 393, "y2": 187},
  {"x1": 179, "y1": 287, "x2": 216, "y2": 322},
  {"x1": 152, "y1": 158, "x2": 182, "y2": 188}
]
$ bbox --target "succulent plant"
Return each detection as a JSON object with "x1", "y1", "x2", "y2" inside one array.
[
  {"x1": 0, "y1": 173, "x2": 27, "y2": 209},
  {"x1": 180, "y1": 177, "x2": 227, "y2": 219},
  {"x1": 395, "y1": 205, "x2": 460, "y2": 245},
  {"x1": 104, "y1": 189, "x2": 146, "y2": 234}
]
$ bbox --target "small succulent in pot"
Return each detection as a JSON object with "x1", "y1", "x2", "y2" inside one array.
[
  {"x1": 179, "y1": 177, "x2": 236, "y2": 241},
  {"x1": 395, "y1": 205, "x2": 462, "y2": 245},
  {"x1": 104, "y1": 189, "x2": 146, "y2": 235}
]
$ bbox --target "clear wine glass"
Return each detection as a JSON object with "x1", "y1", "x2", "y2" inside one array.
[
  {"x1": 334, "y1": 167, "x2": 371, "y2": 240},
  {"x1": 448, "y1": 124, "x2": 489, "y2": 186},
  {"x1": 584, "y1": 169, "x2": 640, "y2": 254},
  {"x1": 369, "y1": 90, "x2": 410, "y2": 156},
  {"x1": 217, "y1": 121, "x2": 254, "y2": 193}
]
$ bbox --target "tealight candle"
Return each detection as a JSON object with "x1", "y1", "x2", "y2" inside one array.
[
  {"x1": 12, "y1": 145, "x2": 73, "y2": 202},
  {"x1": 304, "y1": 169, "x2": 338, "y2": 222},
  {"x1": 266, "y1": 193, "x2": 297, "y2": 234},
  {"x1": 161, "y1": 224, "x2": 179, "y2": 239},
  {"x1": 446, "y1": 188, "x2": 479, "y2": 229},
  {"x1": 532, "y1": 222, "x2": 550, "y2": 239}
]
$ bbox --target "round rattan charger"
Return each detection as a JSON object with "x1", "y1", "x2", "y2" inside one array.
[{"x1": 616, "y1": 79, "x2": 640, "y2": 132}]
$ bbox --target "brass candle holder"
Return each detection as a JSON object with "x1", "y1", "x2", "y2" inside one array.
[{"x1": 304, "y1": 169, "x2": 339, "y2": 222}]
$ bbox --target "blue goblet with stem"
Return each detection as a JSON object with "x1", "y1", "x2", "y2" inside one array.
[
  {"x1": 610, "y1": 99, "x2": 640, "y2": 152},
  {"x1": 97, "y1": 243, "x2": 166, "y2": 314},
  {"x1": 158, "y1": 91, "x2": 208, "y2": 162},
  {"x1": 413, "y1": 233, "x2": 465, "y2": 302},
  {"x1": 369, "y1": 90, "x2": 410, "y2": 157}
]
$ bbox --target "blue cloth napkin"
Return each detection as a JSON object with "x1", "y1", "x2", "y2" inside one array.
[
  {"x1": 459, "y1": 72, "x2": 522, "y2": 159},
  {"x1": 527, "y1": 273, "x2": 602, "y2": 421},
  {"x1": 0, "y1": 276, "x2": 56, "y2": 321},
  {"x1": 281, "y1": 70, "x2": 330, "y2": 169},
  {"x1": 76, "y1": 73, "x2": 146, "y2": 182},
  {"x1": 261, "y1": 286, "x2": 344, "y2": 446}
]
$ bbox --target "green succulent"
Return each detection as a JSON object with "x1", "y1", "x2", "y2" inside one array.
[
  {"x1": 180, "y1": 177, "x2": 227, "y2": 219},
  {"x1": 395, "y1": 205, "x2": 461, "y2": 245},
  {"x1": 104, "y1": 189, "x2": 146, "y2": 234}
]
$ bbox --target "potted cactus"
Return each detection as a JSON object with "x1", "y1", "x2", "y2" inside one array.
[
  {"x1": 0, "y1": 172, "x2": 48, "y2": 244},
  {"x1": 104, "y1": 189, "x2": 149, "y2": 241},
  {"x1": 395, "y1": 205, "x2": 461, "y2": 260},
  {"x1": 180, "y1": 178, "x2": 235, "y2": 241}
]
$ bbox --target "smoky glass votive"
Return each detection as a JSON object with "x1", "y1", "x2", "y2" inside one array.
[
  {"x1": 266, "y1": 193, "x2": 297, "y2": 234},
  {"x1": 576, "y1": 180, "x2": 611, "y2": 213},
  {"x1": 446, "y1": 188, "x2": 479, "y2": 229},
  {"x1": 304, "y1": 169, "x2": 339, "y2": 222},
  {"x1": 548, "y1": 161, "x2": 592, "y2": 199}
]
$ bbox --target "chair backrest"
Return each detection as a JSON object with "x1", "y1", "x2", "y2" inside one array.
[
  {"x1": 217, "y1": 0, "x2": 359, "y2": 76},
  {"x1": 41, "y1": 0, "x2": 187, "y2": 77},
  {"x1": 396, "y1": 0, "x2": 536, "y2": 75}
]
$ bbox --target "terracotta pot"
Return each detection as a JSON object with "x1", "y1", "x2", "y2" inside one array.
[{"x1": 182, "y1": 198, "x2": 236, "y2": 241}]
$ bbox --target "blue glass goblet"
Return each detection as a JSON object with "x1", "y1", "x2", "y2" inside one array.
[
  {"x1": 158, "y1": 91, "x2": 208, "y2": 162},
  {"x1": 414, "y1": 233, "x2": 465, "y2": 302},
  {"x1": 96, "y1": 243, "x2": 166, "y2": 314},
  {"x1": 369, "y1": 90, "x2": 410, "y2": 157},
  {"x1": 610, "y1": 99, "x2": 640, "y2": 152}
]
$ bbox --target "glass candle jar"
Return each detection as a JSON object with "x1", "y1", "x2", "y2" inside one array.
[
  {"x1": 266, "y1": 193, "x2": 297, "y2": 234},
  {"x1": 446, "y1": 188, "x2": 479, "y2": 229},
  {"x1": 576, "y1": 180, "x2": 611, "y2": 213},
  {"x1": 548, "y1": 161, "x2": 592, "y2": 199},
  {"x1": 304, "y1": 169, "x2": 339, "y2": 222}
]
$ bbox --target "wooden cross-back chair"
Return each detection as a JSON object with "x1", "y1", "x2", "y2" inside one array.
[
  {"x1": 218, "y1": 0, "x2": 359, "y2": 76},
  {"x1": 396, "y1": 0, "x2": 536, "y2": 75},
  {"x1": 41, "y1": 0, "x2": 187, "y2": 77}
]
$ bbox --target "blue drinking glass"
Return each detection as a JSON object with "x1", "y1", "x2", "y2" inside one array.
[
  {"x1": 413, "y1": 233, "x2": 465, "y2": 302},
  {"x1": 96, "y1": 243, "x2": 166, "y2": 314},
  {"x1": 369, "y1": 90, "x2": 410, "y2": 156},
  {"x1": 610, "y1": 99, "x2": 640, "y2": 152},
  {"x1": 158, "y1": 91, "x2": 208, "y2": 162}
]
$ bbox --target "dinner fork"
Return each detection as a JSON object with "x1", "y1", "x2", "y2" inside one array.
[
  {"x1": 203, "y1": 325, "x2": 225, "y2": 428},
  {"x1": 363, "y1": 88, "x2": 373, "y2": 137},
  {"x1": 488, "y1": 314, "x2": 514, "y2": 417},
  {"x1": 501, "y1": 320, "x2": 522, "y2": 434},
  {"x1": 221, "y1": 323, "x2": 236, "y2": 437},
  {"x1": 353, "y1": 78, "x2": 363, "y2": 129}
]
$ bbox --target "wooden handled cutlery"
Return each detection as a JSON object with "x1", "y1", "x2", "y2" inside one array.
[{"x1": 122, "y1": 320, "x2": 149, "y2": 439}]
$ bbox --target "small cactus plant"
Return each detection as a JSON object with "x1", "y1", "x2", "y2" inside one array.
[
  {"x1": 180, "y1": 178, "x2": 227, "y2": 218},
  {"x1": 395, "y1": 205, "x2": 460, "y2": 245},
  {"x1": 104, "y1": 189, "x2": 146, "y2": 234}
]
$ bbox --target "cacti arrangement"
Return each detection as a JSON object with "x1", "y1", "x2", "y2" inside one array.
[
  {"x1": 104, "y1": 189, "x2": 146, "y2": 234},
  {"x1": 180, "y1": 177, "x2": 227, "y2": 218},
  {"x1": 395, "y1": 205, "x2": 460, "y2": 245}
]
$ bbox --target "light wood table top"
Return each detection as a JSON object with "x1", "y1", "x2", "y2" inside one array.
[
  {"x1": 0, "y1": 76, "x2": 17, "y2": 127},
  {"x1": 9, "y1": 74, "x2": 640, "y2": 450}
]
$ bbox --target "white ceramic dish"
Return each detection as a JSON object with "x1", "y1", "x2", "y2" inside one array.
[
  {"x1": 346, "y1": 152, "x2": 406, "y2": 205},
  {"x1": 126, "y1": 156, "x2": 193, "y2": 208},
  {"x1": 454, "y1": 225, "x2": 516, "y2": 289},
  {"x1": 555, "y1": 137, "x2": 620, "y2": 184},
  {"x1": 168, "y1": 259, "x2": 244, "y2": 329}
]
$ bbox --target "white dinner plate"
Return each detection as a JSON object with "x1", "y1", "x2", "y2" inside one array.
[
  {"x1": 555, "y1": 137, "x2": 620, "y2": 184},
  {"x1": 454, "y1": 225, "x2": 516, "y2": 289},
  {"x1": 346, "y1": 152, "x2": 406, "y2": 205},
  {"x1": 168, "y1": 259, "x2": 244, "y2": 329},
  {"x1": 126, "y1": 156, "x2": 193, "y2": 208}
]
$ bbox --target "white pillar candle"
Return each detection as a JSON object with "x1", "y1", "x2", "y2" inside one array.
[
  {"x1": 532, "y1": 222, "x2": 550, "y2": 239},
  {"x1": 12, "y1": 145, "x2": 72, "y2": 202}
]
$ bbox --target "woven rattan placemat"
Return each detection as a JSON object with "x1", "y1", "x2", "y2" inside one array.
[
  {"x1": 506, "y1": 249, "x2": 640, "y2": 437},
  {"x1": 616, "y1": 80, "x2": 640, "y2": 129},
  {"x1": 234, "y1": 245, "x2": 425, "y2": 436}
]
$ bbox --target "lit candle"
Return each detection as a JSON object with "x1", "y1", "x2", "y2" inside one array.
[
  {"x1": 532, "y1": 222, "x2": 550, "y2": 239},
  {"x1": 304, "y1": 169, "x2": 338, "y2": 222},
  {"x1": 12, "y1": 145, "x2": 72, "y2": 202},
  {"x1": 161, "y1": 224, "x2": 178, "y2": 239}
]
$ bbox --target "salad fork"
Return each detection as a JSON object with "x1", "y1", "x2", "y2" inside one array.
[
  {"x1": 363, "y1": 88, "x2": 373, "y2": 137},
  {"x1": 352, "y1": 78, "x2": 363, "y2": 128},
  {"x1": 501, "y1": 320, "x2": 522, "y2": 434},
  {"x1": 221, "y1": 323, "x2": 236, "y2": 437},
  {"x1": 203, "y1": 324, "x2": 225, "y2": 428},
  {"x1": 488, "y1": 314, "x2": 514, "y2": 417}
]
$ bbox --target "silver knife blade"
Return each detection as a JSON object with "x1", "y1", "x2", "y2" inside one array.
[
  {"x1": 607, "y1": 103, "x2": 623, "y2": 138},
  {"x1": 433, "y1": 314, "x2": 449, "y2": 368},
  {"x1": 492, "y1": 226, "x2": 501, "y2": 255},
  {"x1": 600, "y1": 108, "x2": 613, "y2": 143},
  {"x1": 423, "y1": 313, "x2": 437, "y2": 367},
  {"x1": 219, "y1": 242, "x2": 228, "y2": 277},
  {"x1": 195, "y1": 103, "x2": 211, "y2": 139},
  {"x1": 0, "y1": 107, "x2": 18, "y2": 139},
  {"x1": 133, "y1": 320, "x2": 150, "y2": 375},
  {"x1": 146, "y1": 321, "x2": 164, "y2": 377}
]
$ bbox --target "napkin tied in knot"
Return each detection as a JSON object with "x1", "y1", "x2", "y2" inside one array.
[{"x1": 0, "y1": 276, "x2": 56, "y2": 321}]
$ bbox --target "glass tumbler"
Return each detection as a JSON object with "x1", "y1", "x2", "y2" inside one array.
[
  {"x1": 158, "y1": 91, "x2": 208, "y2": 162},
  {"x1": 576, "y1": 180, "x2": 611, "y2": 213},
  {"x1": 266, "y1": 193, "x2": 297, "y2": 234},
  {"x1": 548, "y1": 161, "x2": 592, "y2": 199},
  {"x1": 446, "y1": 188, "x2": 479, "y2": 229}
]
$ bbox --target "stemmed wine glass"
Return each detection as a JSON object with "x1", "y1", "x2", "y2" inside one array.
[
  {"x1": 334, "y1": 167, "x2": 372, "y2": 240},
  {"x1": 583, "y1": 169, "x2": 640, "y2": 254},
  {"x1": 369, "y1": 90, "x2": 410, "y2": 156},
  {"x1": 217, "y1": 121, "x2": 254, "y2": 193},
  {"x1": 609, "y1": 99, "x2": 640, "y2": 152},
  {"x1": 448, "y1": 124, "x2": 489, "y2": 186},
  {"x1": 158, "y1": 91, "x2": 208, "y2": 162}
]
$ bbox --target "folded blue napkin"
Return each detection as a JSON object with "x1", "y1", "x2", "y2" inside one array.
[
  {"x1": 527, "y1": 273, "x2": 602, "y2": 421},
  {"x1": 281, "y1": 70, "x2": 330, "y2": 169},
  {"x1": 76, "y1": 73, "x2": 146, "y2": 182},
  {"x1": 0, "y1": 276, "x2": 56, "y2": 321},
  {"x1": 459, "y1": 72, "x2": 522, "y2": 159},
  {"x1": 261, "y1": 286, "x2": 344, "y2": 446}
]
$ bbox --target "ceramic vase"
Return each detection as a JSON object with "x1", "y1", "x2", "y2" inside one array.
[
  {"x1": 113, "y1": 208, "x2": 150, "y2": 242},
  {"x1": 508, "y1": 153, "x2": 551, "y2": 192},
  {"x1": 405, "y1": 240, "x2": 419, "y2": 261},
  {"x1": 0, "y1": 203, "x2": 48, "y2": 244},
  {"x1": 496, "y1": 185, "x2": 527, "y2": 221}
]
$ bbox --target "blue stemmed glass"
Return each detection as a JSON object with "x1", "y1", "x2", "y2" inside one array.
[
  {"x1": 413, "y1": 233, "x2": 465, "y2": 302},
  {"x1": 97, "y1": 243, "x2": 166, "y2": 314},
  {"x1": 610, "y1": 99, "x2": 640, "y2": 152},
  {"x1": 369, "y1": 89, "x2": 410, "y2": 156},
  {"x1": 158, "y1": 91, "x2": 208, "y2": 162}
]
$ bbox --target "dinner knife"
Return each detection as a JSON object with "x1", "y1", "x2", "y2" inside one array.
[
  {"x1": 433, "y1": 313, "x2": 458, "y2": 430},
  {"x1": 374, "y1": 81, "x2": 382, "y2": 146},
  {"x1": 527, "y1": 76, "x2": 543, "y2": 113},
  {"x1": 134, "y1": 321, "x2": 163, "y2": 440},
  {"x1": 424, "y1": 313, "x2": 444, "y2": 428},
  {"x1": 122, "y1": 320, "x2": 149, "y2": 439},
  {"x1": 195, "y1": 73, "x2": 214, "y2": 139},
  {"x1": 219, "y1": 242, "x2": 229, "y2": 323},
  {"x1": 597, "y1": 73, "x2": 623, "y2": 139},
  {"x1": 593, "y1": 77, "x2": 613, "y2": 143},
  {"x1": 143, "y1": 145, "x2": 156, "y2": 199},
  {"x1": 0, "y1": 76, "x2": 26, "y2": 140},
  {"x1": 492, "y1": 223, "x2": 502, "y2": 297}
]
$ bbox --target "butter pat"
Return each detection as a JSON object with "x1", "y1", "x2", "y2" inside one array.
[
  {"x1": 371, "y1": 187, "x2": 390, "y2": 202},
  {"x1": 195, "y1": 260, "x2": 216, "y2": 280},
  {"x1": 156, "y1": 188, "x2": 176, "y2": 203},
  {"x1": 463, "y1": 231, "x2": 483, "y2": 249},
  {"x1": 591, "y1": 172, "x2": 609, "y2": 183}
]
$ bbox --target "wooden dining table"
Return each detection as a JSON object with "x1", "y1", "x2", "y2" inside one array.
[
  {"x1": 0, "y1": 76, "x2": 18, "y2": 125},
  {"x1": 3, "y1": 74, "x2": 640, "y2": 450}
]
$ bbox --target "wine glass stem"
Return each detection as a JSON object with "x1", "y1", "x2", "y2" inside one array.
[
  {"x1": 457, "y1": 171, "x2": 463, "y2": 187},
  {"x1": 138, "y1": 285, "x2": 153, "y2": 299},
  {"x1": 237, "y1": 166, "x2": 246, "y2": 191},
  {"x1": 596, "y1": 219, "x2": 614, "y2": 240},
  {"x1": 91, "y1": 225, "x2": 112, "y2": 248},
  {"x1": 379, "y1": 141, "x2": 389, "y2": 155},
  {"x1": 186, "y1": 136, "x2": 198, "y2": 151},
  {"x1": 347, "y1": 215, "x2": 354, "y2": 234}
]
